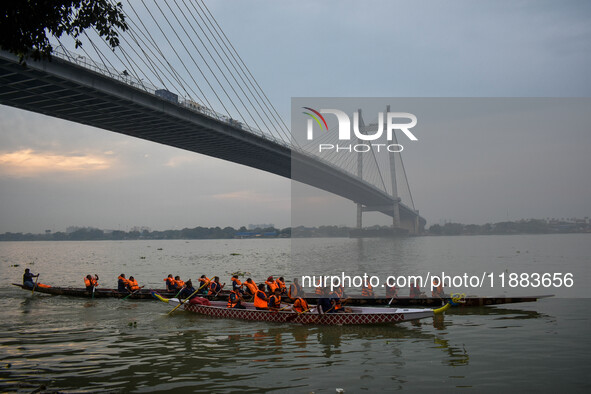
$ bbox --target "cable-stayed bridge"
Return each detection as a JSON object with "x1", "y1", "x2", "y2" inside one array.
[{"x1": 0, "y1": 0, "x2": 425, "y2": 234}]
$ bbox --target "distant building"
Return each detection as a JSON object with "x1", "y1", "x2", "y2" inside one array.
[{"x1": 247, "y1": 223, "x2": 274, "y2": 230}]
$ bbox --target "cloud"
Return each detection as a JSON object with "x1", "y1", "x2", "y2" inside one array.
[{"x1": 0, "y1": 149, "x2": 112, "y2": 177}]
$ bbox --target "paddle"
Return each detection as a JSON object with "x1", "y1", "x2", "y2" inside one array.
[
  {"x1": 168, "y1": 278, "x2": 212, "y2": 315},
  {"x1": 212, "y1": 283, "x2": 226, "y2": 298},
  {"x1": 31, "y1": 274, "x2": 39, "y2": 296},
  {"x1": 122, "y1": 285, "x2": 145, "y2": 301}
]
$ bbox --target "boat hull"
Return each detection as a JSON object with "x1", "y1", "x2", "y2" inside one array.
[
  {"x1": 12, "y1": 283, "x2": 175, "y2": 299},
  {"x1": 166, "y1": 298, "x2": 434, "y2": 325}
]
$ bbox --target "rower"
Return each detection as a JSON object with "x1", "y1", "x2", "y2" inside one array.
[
  {"x1": 117, "y1": 273, "x2": 129, "y2": 292},
  {"x1": 127, "y1": 276, "x2": 140, "y2": 292},
  {"x1": 386, "y1": 284, "x2": 398, "y2": 298},
  {"x1": 292, "y1": 296, "x2": 309, "y2": 313},
  {"x1": 174, "y1": 276, "x2": 185, "y2": 290},
  {"x1": 265, "y1": 276, "x2": 278, "y2": 294},
  {"x1": 231, "y1": 275, "x2": 243, "y2": 293},
  {"x1": 361, "y1": 283, "x2": 375, "y2": 297},
  {"x1": 289, "y1": 278, "x2": 304, "y2": 299},
  {"x1": 275, "y1": 277, "x2": 287, "y2": 295},
  {"x1": 244, "y1": 278, "x2": 257, "y2": 297},
  {"x1": 164, "y1": 274, "x2": 175, "y2": 291},
  {"x1": 23, "y1": 268, "x2": 39, "y2": 289},
  {"x1": 227, "y1": 288, "x2": 246, "y2": 309},
  {"x1": 431, "y1": 278, "x2": 447, "y2": 298},
  {"x1": 178, "y1": 280, "x2": 197, "y2": 300},
  {"x1": 254, "y1": 284, "x2": 269, "y2": 310},
  {"x1": 335, "y1": 284, "x2": 347, "y2": 298},
  {"x1": 317, "y1": 287, "x2": 334, "y2": 314},
  {"x1": 315, "y1": 285, "x2": 324, "y2": 296},
  {"x1": 268, "y1": 288, "x2": 282, "y2": 311},
  {"x1": 208, "y1": 276, "x2": 222, "y2": 295},
  {"x1": 84, "y1": 274, "x2": 99, "y2": 292},
  {"x1": 409, "y1": 280, "x2": 425, "y2": 298},
  {"x1": 329, "y1": 290, "x2": 344, "y2": 313},
  {"x1": 198, "y1": 275, "x2": 210, "y2": 294}
]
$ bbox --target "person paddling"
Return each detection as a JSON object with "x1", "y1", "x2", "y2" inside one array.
[
  {"x1": 254, "y1": 284, "x2": 269, "y2": 310},
  {"x1": 118, "y1": 274, "x2": 129, "y2": 292},
  {"x1": 289, "y1": 278, "x2": 304, "y2": 299},
  {"x1": 178, "y1": 280, "x2": 197, "y2": 300},
  {"x1": 292, "y1": 296, "x2": 310, "y2": 314},
  {"x1": 23, "y1": 268, "x2": 39, "y2": 289},
  {"x1": 209, "y1": 276, "x2": 223, "y2": 295},
  {"x1": 227, "y1": 288, "x2": 246, "y2": 309},
  {"x1": 84, "y1": 274, "x2": 99, "y2": 292},
  {"x1": 127, "y1": 276, "x2": 140, "y2": 292},
  {"x1": 164, "y1": 274, "x2": 175, "y2": 291},
  {"x1": 268, "y1": 288, "x2": 282, "y2": 311}
]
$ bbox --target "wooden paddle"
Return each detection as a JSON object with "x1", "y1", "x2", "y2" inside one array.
[
  {"x1": 31, "y1": 274, "x2": 39, "y2": 296},
  {"x1": 122, "y1": 285, "x2": 145, "y2": 301},
  {"x1": 212, "y1": 283, "x2": 226, "y2": 298}
]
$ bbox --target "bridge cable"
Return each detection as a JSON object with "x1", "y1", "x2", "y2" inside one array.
[{"x1": 195, "y1": 0, "x2": 298, "y2": 148}]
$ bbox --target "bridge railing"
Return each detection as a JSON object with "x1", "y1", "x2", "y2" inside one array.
[{"x1": 52, "y1": 47, "x2": 290, "y2": 150}]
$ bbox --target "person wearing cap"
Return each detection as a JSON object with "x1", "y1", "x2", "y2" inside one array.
[{"x1": 23, "y1": 268, "x2": 39, "y2": 289}]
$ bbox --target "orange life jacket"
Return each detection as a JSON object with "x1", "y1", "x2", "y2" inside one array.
[
  {"x1": 198, "y1": 277, "x2": 210, "y2": 289},
  {"x1": 266, "y1": 280, "x2": 278, "y2": 294},
  {"x1": 254, "y1": 290, "x2": 268, "y2": 309},
  {"x1": 289, "y1": 283, "x2": 303, "y2": 299},
  {"x1": 227, "y1": 290, "x2": 240, "y2": 308},
  {"x1": 164, "y1": 277, "x2": 174, "y2": 286},
  {"x1": 268, "y1": 294, "x2": 281, "y2": 309},
  {"x1": 128, "y1": 279, "x2": 139, "y2": 291},
  {"x1": 275, "y1": 279, "x2": 287, "y2": 293},
  {"x1": 84, "y1": 277, "x2": 97, "y2": 287},
  {"x1": 361, "y1": 284, "x2": 374, "y2": 297},
  {"x1": 335, "y1": 285, "x2": 345, "y2": 298},
  {"x1": 231, "y1": 277, "x2": 242, "y2": 287},
  {"x1": 175, "y1": 280, "x2": 185, "y2": 288},
  {"x1": 330, "y1": 291, "x2": 343, "y2": 310},
  {"x1": 118, "y1": 275, "x2": 129, "y2": 286},
  {"x1": 244, "y1": 281, "x2": 257, "y2": 295},
  {"x1": 315, "y1": 286, "x2": 324, "y2": 295},
  {"x1": 293, "y1": 297, "x2": 309, "y2": 313}
]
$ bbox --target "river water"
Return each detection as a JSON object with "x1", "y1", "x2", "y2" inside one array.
[{"x1": 0, "y1": 235, "x2": 589, "y2": 392}]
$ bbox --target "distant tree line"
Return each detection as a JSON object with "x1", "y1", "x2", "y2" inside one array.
[
  {"x1": 0, "y1": 226, "x2": 290, "y2": 242},
  {"x1": 1, "y1": 219, "x2": 589, "y2": 241},
  {"x1": 428, "y1": 219, "x2": 590, "y2": 236}
]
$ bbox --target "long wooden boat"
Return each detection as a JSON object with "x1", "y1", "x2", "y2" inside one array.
[
  {"x1": 153, "y1": 292, "x2": 450, "y2": 325},
  {"x1": 14, "y1": 283, "x2": 552, "y2": 307},
  {"x1": 12, "y1": 283, "x2": 176, "y2": 299}
]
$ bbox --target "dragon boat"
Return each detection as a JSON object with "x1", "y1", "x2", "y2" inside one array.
[{"x1": 152, "y1": 292, "x2": 450, "y2": 325}]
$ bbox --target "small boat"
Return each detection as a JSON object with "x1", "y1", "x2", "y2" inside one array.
[
  {"x1": 12, "y1": 283, "x2": 176, "y2": 299},
  {"x1": 152, "y1": 292, "x2": 450, "y2": 325}
]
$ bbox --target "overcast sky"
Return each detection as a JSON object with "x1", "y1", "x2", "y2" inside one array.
[{"x1": 1, "y1": 0, "x2": 590, "y2": 233}]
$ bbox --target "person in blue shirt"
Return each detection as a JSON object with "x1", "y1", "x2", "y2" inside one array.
[
  {"x1": 23, "y1": 268, "x2": 39, "y2": 289},
  {"x1": 178, "y1": 280, "x2": 197, "y2": 300}
]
